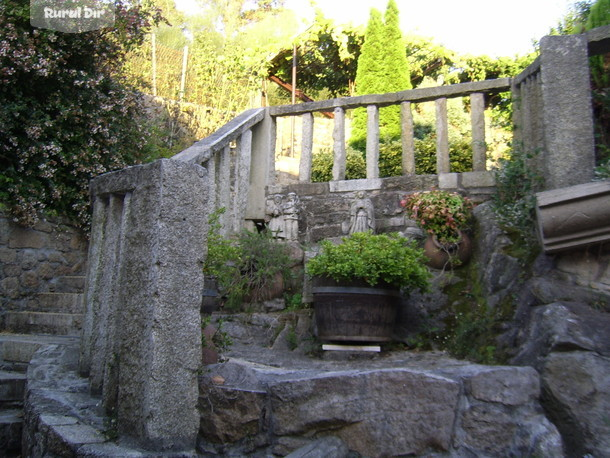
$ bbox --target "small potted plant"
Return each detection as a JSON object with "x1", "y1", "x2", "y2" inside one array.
[
  {"x1": 306, "y1": 231, "x2": 431, "y2": 342},
  {"x1": 400, "y1": 190, "x2": 474, "y2": 269}
]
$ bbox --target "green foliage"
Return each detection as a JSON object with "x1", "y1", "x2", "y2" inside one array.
[
  {"x1": 586, "y1": 0, "x2": 610, "y2": 87},
  {"x1": 306, "y1": 231, "x2": 431, "y2": 290},
  {"x1": 350, "y1": 1, "x2": 411, "y2": 150},
  {"x1": 0, "y1": 0, "x2": 163, "y2": 229},
  {"x1": 550, "y1": 0, "x2": 592, "y2": 34},
  {"x1": 492, "y1": 148, "x2": 544, "y2": 253},
  {"x1": 310, "y1": 148, "x2": 366, "y2": 182},
  {"x1": 201, "y1": 316, "x2": 233, "y2": 352},
  {"x1": 203, "y1": 208, "x2": 243, "y2": 293},
  {"x1": 286, "y1": 324, "x2": 298, "y2": 351},
  {"x1": 204, "y1": 208, "x2": 294, "y2": 311},
  {"x1": 445, "y1": 306, "x2": 498, "y2": 364},
  {"x1": 267, "y1": 12, "x2": 363, "y2": 98},
  {"x1": 401, "y1": 190, "x2": 473, "y2": 244}
]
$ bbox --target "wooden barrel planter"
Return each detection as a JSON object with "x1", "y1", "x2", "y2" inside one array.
[{"x1": 312, "y1": 277, "x2": 401, "y2": 342}]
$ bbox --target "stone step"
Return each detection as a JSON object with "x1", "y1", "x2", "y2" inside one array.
[
  {"x1": 48, "y1": 275, "x2": 86, "y2": 294},
  {"x1": 0, "y1": 333, "x2": 80, "y2": 364},
  {"x1": 0, "y1": 370, "x2": 26, "y2": 403},
  {"x1": 32, "y1": 292, "x2": 84, "y2": 314},
  {"x1": 0, "y1": 409, "x2": 23, "y2": 454},
  {"x1": 3, "y1": 311, "x2": 83, "y2": 336}
]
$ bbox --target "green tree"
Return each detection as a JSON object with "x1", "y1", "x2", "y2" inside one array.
[
  {"x1": 0, "y1": 0, "x2": 162, "y2": 228},
  {"x1": 267, "y1": 12, "x2": 363, "y2": 98},
  {"x1": 350, "y1": 0, "x2": 411, "y2": 151},
  {"x1": 585, "y1": 0, "x2": 610, "y2": 86}
]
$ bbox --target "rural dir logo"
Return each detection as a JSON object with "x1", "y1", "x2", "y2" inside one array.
[{"x1": 30, "y1": 0, "x2": 115, "y2": 33}]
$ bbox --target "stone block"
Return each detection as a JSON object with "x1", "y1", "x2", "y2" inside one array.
[
  {"x1": 0, "y1": 248, "x2": 16, "y2": 264},
  {"x1": 438, "y1": 172, "x2": 459, "y2": 189},
  {"x1": 461, "y1": 171, "x2": 496, "y2": 188},
  {"x1": 83, "y1": 159, "x2": 207, "y2": 451},
  {"x1": 269, "y1": 369, "x2": 460, "y2": 456},
  {"x1": 467, "y1": 366, "x2": 540, "y2": 406},
  {"x1": 541, "y1": 351, "x2": 610, "y2": 456},
  {"x1": 8, "y1": 226, "x2": 47, "y2": 249},
  {"x1": 198, "y1": 386, "x2": 267, "y2": 443},
  {"x1": 329, "y1": 178, "x2": 383, "y2": 193}
]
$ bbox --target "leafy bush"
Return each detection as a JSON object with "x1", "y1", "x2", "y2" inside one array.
[
  {"x1": 401, "y1": 190, "x2": 473, "y2": 244},
  {"x1": 0, "y1": 0, "x2": 162, "y2": 229},
  {"x1": 204, "y1": 208, "x2": 295, "y2": 310},
  {"x1": 306, "y1": 231, "x2": 431, "y2": 290},
  {"x1": 492, "y1": 148, "x2": 544, "y2": 262},
  {"x1": 311, "y1": 148, "x2": 366, "y2": 182}
]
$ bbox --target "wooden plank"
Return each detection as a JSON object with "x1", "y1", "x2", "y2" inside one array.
[{"x1": 322, "y1": 344, "x2": 381, "y2": 352}]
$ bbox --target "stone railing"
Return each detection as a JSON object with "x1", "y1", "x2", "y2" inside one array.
[
  {"x1": 512, "y1": 25, "x2": 609, "y2": 190},
  {"x1": 268, "y1": 78, "x2": 510, "y2": 181},
  {"x1": 171, "y1": 26, "x2": 609, "y2": 231},
  {"x1": 70, "y1": 26, "x2": 609, "y2": 455}
]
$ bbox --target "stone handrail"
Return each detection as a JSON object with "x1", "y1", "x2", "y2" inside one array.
[
  {"x1": 270, "y1": 79, "x2": 511, "y2": 182},
  {"x1": 71, "y1": 25, "x2": 610, "y2": 456}
]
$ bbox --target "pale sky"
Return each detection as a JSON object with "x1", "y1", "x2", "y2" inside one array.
[{"x1": 177, "y1": 0, "x2": 576, "y2": 57}]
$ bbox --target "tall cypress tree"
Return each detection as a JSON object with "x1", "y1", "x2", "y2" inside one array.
[
  {"x1": 350, "y1": 0, "x2": 411, "y2": 151},
  {"x1": 350, "y1": 9, "x2": 384, "y2": 150}
]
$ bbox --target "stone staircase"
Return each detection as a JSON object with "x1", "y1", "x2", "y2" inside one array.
[
  {"x1": 0, "y1": 275, "x2": 85, "y2": 455},
  {"x1": 2, "y1": 275, "x2": 85, "y2": 337}
]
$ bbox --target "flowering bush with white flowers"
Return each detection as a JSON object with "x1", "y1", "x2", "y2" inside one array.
[{"x1": 0, "y1": 0, "x2": 162, "y2": 229}]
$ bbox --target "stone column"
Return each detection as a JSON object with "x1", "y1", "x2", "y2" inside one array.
[
  {"x1": 401, "y1": 101, "x2": 415, "y2": 175},
  {"x1": 435, "y1": 98, "x2": 450, "y2": 174},
  {"x1": 332, "y1": 107, "x2": 347, "y2": 181},
  {"x1": 366, "y1": 105, "x2": 380, "y2": 179},
  {"x1": 539, "y1": 34, "x2": 595, "y2": 189},
  {"x1": 247, "y1": 111, "x2": 276, "y2": 220},
  {"x1": 470, "y1": 93, "x2": 486, "y2": 171},
  {"x1": 300, "y1": 112, "x2": 314, "y2": 182},
  {"x1": 83, "y1": 159, "x2": 208, "y2": 452}
]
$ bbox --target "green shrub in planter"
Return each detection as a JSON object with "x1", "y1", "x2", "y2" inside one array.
[{"x1": 306, "y1": 231, "x2": 431, "y2": 291}]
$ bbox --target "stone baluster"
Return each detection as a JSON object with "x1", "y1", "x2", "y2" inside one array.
[
  {"x1": 401, "y1": 101, "x2": 415, "y2": 175},
  {"x1": 366, "y1": 105, "x2": 380, "y2": 179},
  {"x1": 332, "y1": 107, "x2": 347, "y2": 181},
  {"x1": 470, "y1": 93, "x2": 487, "y2": 171},
  {"x1": 435, "y1": 97, "x2": 450, "y2": 174},
  {"x1": 218, "y1": 145, "x2": 231, "y2": 234},
  {"x1": 232, "y1": 130, "x2": 252, "y2": 233},
  {"x1": 300, "y1": 112, "x2": 314, "y2": 182}
]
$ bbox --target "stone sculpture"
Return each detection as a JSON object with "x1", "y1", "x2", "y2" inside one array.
[{"x1": 347, "y1": 191, "x2": 375, "y2": 234}]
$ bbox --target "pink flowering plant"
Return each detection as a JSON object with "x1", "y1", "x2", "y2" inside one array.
[{"x1": 401, "y1": 190, "x2": 473, "y2": 244}]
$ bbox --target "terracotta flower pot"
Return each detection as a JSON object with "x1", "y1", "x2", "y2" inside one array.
[{"x1": 423, "y1": 231, "x2": 472, "y2": 269}]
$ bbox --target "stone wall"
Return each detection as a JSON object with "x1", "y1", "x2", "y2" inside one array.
[
  {"x1": 269, "y1": 172, "x2": 496, "y2": 244},
  {"x1": 0, "y1": 211, "x2": 88, "y2": 314}
]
